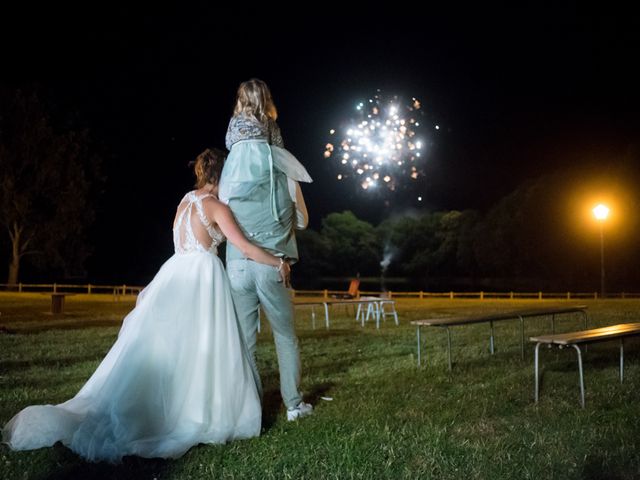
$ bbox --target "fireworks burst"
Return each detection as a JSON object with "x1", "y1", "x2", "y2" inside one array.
[{"x1": 325, "y1": 91, "x2": 432, "y2": 193}]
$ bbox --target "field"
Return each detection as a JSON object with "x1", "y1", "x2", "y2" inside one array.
[{"x1": 1, "y1": 292, "x2": 639, "y2": 479}]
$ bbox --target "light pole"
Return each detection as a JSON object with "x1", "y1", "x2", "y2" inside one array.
[{"x1": 592, "y1": 204, "x2": 610, "y2": 298}]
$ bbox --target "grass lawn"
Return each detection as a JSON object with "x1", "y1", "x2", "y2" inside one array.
[{"x1": 1, "y1": 292, "x2": 640, "y2": 479}]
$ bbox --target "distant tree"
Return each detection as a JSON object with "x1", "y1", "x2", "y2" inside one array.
[
  {"x1": 472, "y1": 192, "x2": 520, "y2": 277},
  {"x1": 454, "y1": 210, "x2": 481, "y2": 275},
  {"x1": 378, "y1": 214, "x2": 438, "y2": 278},
  {"x1": 381, "y1": 215, "x2": 432, "y2": 271},
  {"x1": 293, "y1": 228, "x2": 331, "y2": 286},
  {"x1": 320, "y1": 211, "x2": 380, "y2": 276},
  {"x1": 377, "y1": 209, "x2": 480, "y2": 288},
  {"x1": 472, "y1": 173, "x2": 595, "y2": 287},
  {"x1": 430, "y1": 211, "x2": 468, "y2": 274},
  {"x1": 0, "y1": 89, "x2": 101, "y2": 284}
]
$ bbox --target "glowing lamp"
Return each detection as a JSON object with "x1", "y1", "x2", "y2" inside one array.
[{"x1": 593, "y1": 204, "x2": 610, "y2": 221}]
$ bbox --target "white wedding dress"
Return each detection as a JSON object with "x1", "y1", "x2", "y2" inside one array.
[{"x1": 2, "y1": 191, "x2": 262, "y2": 463}]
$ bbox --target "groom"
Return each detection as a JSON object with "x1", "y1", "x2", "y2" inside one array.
[{"x1": 219, "y1": 143, "x2": 313, "y2": 421}]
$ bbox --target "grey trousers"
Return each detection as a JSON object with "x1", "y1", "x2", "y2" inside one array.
[{"x1": 226, "y1": 259, "x2": 302, "y2": 409}]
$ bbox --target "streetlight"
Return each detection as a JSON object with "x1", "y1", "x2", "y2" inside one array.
[{"x1": 592, "y1": 204, "x2": 610, "y2": 298}]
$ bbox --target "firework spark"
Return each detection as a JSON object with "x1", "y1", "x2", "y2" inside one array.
[{"x1": 325, "y1": 91, "x2": 429, "y2": 192}]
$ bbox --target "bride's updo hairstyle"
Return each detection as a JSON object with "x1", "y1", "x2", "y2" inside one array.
[{"x1": 190, "y1": 148, "x2": 226, "y2": 188}]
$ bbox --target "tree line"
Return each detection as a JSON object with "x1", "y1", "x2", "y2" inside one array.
[
  {"x1": 0, "y1": 88, "x2": 102, "y2": 285},
  {"x1": 294, "y1": 165, "x2": 640, "y2": 292}
]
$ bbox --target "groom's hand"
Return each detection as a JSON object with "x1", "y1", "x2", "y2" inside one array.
[{"x1": 278, "y1": 261, "x2": 291, "y2": 288}]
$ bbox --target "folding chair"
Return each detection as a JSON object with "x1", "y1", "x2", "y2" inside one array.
[{"x1": 332, "y1": 279, "x2": 360, "y2": 299}]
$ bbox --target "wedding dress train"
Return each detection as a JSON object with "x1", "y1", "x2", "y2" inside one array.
[{"x1": 2, "y1": 192, "x2": 261, "y2": 462}]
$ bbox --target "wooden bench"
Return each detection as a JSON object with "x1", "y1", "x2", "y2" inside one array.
[
  {"x1": 294, "y1": 298, "x2": 395, "y2": 329},
  {"x1": 411, "y1": 305, "x2": 588, "y2": 370},
  {"x1": 530, "y1": 323, "x2": 640, "y2": 408}
]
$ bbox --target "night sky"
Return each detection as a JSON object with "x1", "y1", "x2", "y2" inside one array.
[{"x1": 3, "y1": 5, "x2": 639, "y2": 284}]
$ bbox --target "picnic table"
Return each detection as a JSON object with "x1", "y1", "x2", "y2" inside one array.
[
  {"x1": 294, "y1": 300, "x2": 332, "y2": 329},
  {"x1": 356, "y1": 297, "x2": 399, "y2": 328},
  {"x1": 294, "y1": 298, "x2": 398, "y2": 329},
  {"x1": 411, "y1": 305, "x2": 588, "y2": 370},
  {"x1": 530, "y1": 322, "x2": 640, "y2": 407}
]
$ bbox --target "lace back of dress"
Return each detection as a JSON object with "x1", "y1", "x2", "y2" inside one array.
[{"x1": 173, "y1": 193, "x2": 223, "y2": 254}]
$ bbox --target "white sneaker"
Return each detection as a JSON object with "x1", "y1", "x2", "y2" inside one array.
[{"x1": 286, "y1": 401, "x2": 313, "y2": 421}]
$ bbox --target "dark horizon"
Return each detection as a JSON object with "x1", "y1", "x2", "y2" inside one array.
[{"x1": 2, "y1": 6, "x2": 639, "y2": 285}]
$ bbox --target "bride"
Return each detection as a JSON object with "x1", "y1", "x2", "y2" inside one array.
[{"x1": 2, "y1": 148, "x2": 290, "y2": 463}]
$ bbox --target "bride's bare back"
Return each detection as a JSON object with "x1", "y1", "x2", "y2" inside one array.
[
  {"x1": 172, "y1": 188, "x2": 290, "y2": 285},
  {"x1": 173, "y1": 192, "x2": 224, "y2": 254}
]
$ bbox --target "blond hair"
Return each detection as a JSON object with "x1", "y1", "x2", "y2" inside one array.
[{"x1": 233, "y1": 78, "x2": 278, "y2": 123}]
